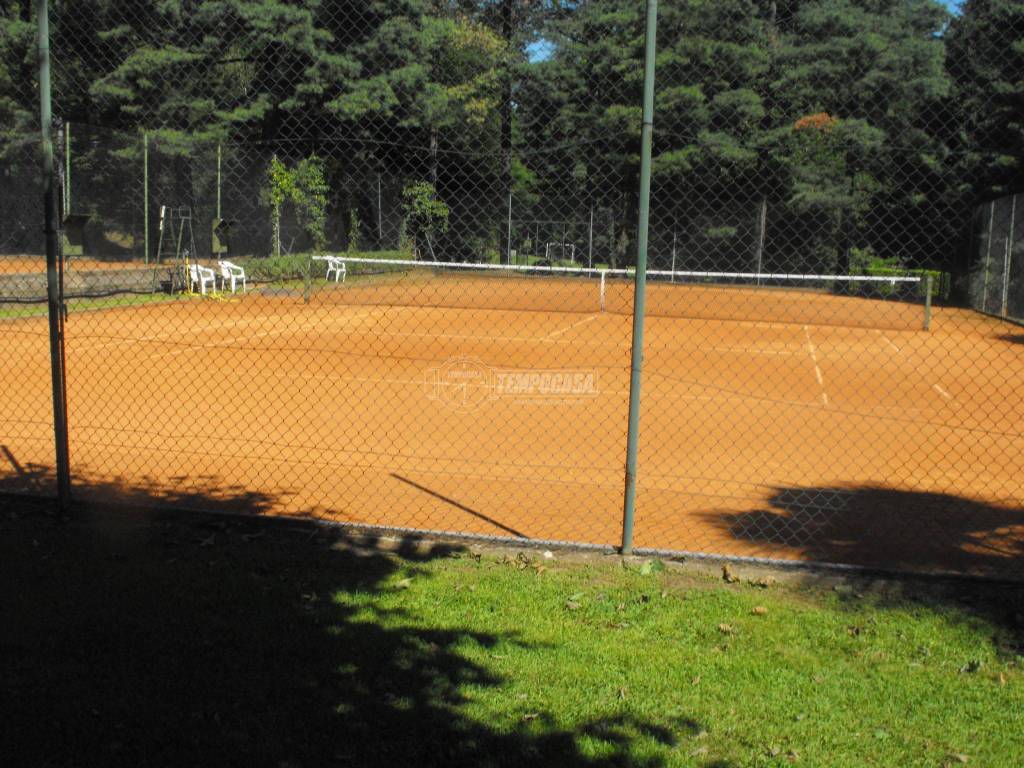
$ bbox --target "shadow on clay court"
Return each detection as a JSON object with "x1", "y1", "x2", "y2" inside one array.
[
  {"x1": 705, "y1": 485, "x2": 1024, "y2": 579},
  {"x1": 996, "y1": 333, "x2": 1024, "y2": 345},
  {"x1": 0, "y1": 459, "x2": 698, "y2": 768},
  {"x1": 391, "y1": 472, "x2": 529, "y2": 538}
]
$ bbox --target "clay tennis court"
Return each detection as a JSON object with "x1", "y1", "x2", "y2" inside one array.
[
  {"x1": 0, "y1": 255, "x2": 147, "y2": 272},
  {"x1": 2, "y1": 267, "x2": 1023, "y2": 577}
]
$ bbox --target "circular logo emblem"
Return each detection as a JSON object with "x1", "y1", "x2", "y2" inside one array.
[{"x1": 428, "y1": 357, "x2": 494, "y2": 411}]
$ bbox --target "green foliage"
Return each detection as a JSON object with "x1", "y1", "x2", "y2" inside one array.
[
  {"x1": 401, "y1": 181, "x2": 450, "y2": 258},
  {"x1": 234, "y1": 251, "x2": 309, "y2": 282},
  {"x1": 0, "y1": 0, "x2": 1018, "y2": 274},
  {"x1": 263, "y1": 154, "x2": 329, "y2": 256},
  {"x1": 347, "y1": 207, "x2": 361, "y2": 253},
  {"x1": 265, "y1": 155, "x2": 294, "y2": 210},
  {"x1": 293, "y1": 156, "x2": 329, "y2": 251},
  {"x1": 705, "y1": 226, "x2": 738, "y2": 241},
  {"x1": 397, "y1": 215, "x2": 411, "y2": 253},
  {"x1": 947, "y1": 0, "x2": 1024, "y2": 196},
  {"x1": 234, "y1": 251, "x2": 410, "y2": 283},
  {"x1": 863, "y1": 265, "x2": 951, "y2": 299}
]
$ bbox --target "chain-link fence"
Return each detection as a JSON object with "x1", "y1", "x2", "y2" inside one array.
[
  {"x1": 970, "y1": 191, "x2": 1023, "y2": 321},
  {"x1": 2, "y1": 0, "x2": 1022, "y2": 579}
]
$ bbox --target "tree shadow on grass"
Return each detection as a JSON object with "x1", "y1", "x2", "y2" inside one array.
[
  {"x1": 0, "y1": 471, "x2": 699, "y2": 768},
  {"x1": 703, "y1": 484, "x2": 1024, "y2": 652}
]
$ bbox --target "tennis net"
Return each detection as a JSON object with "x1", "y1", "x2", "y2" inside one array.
[{"x1": 310, "y1": 257, "x2": 931, "y2": 331}]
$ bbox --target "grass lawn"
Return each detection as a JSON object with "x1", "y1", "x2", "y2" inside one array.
[
  {"x1": 1, "y1": 502, "x2": 1021, "y2": 767},
  {"x1": 0, "y1": 291, "x2": 183, "y2": 321}
]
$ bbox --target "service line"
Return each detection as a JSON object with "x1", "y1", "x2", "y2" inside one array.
[
  {"x1": 803, "y1": 325, "x2": 828, "y2": 406},
  {"x1": 542, "y1": 313, "x2": 601, "y2": 341},
  {"x1": 875, "y1": 330, "x2": 902, "y2": 354}
]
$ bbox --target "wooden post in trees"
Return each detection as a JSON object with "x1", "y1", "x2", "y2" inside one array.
[
  {"x1": 429, "y1": 129, "x2": 439, "y2": 189},
  {"x1": 755, "y1": 197, "x2": 767, "y2": 284}
]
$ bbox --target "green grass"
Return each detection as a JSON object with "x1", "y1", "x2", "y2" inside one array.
[
  {"x1": 351, "y1": 557, "x2": 1024, "y2": 767},
  {"x1": 234, "y1": 249, "x2": 413, "y2": 282},
  {"x1": 1, "y1": 503, "x2": 1020, "y2": 767},
  {"x1": 863, "y1": 266, "x2": 951, "y2": 300},
  {"x1": 0, "y1": 290, "x2": 182, "y2": 320},
  {"x1": 511, "y1": 255, "x2": 588, "y2": 269}
]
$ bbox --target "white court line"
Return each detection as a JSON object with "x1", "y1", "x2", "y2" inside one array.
[
  {"x1": 220, "y1": 367, "x2": 947, "y2": 419},
  {"x1": 803, "y1": 325, "x2": 828, "y2": 406},
  {"x1": 131, "y1": 310, "x2": 377, "y2": 364},
  {"x1": 322, "y1": 326, "x2": 805, "y2": 357},
  {"x1": 231, "y1": 368, "x2": 786, "y2": 407},
  {"x1": 70, "y1": 315, "x2": 272, "y2": 354},
  {"x1": 875, "y1": 330, "x2": 902, "y2": 354},
  {"x1": 543, "y1": 313, "x2": 600, "y2": 341},
  {"x1": 873, "y1": 331, "x2": 952, "y2": 403},
  {"x1": 359, "y1": 327, "x2": 608, "y2": 347},
  {"x1": 69, "y1": 310, "x2": 798, "y2": 360}
]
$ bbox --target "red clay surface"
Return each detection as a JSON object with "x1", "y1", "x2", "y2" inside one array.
[
  {"x1": 0, "y1": 256, "x2": 151, "y2": 273},
  {"x1": 2, "y1": 271, "x2": 1022, "y2": 577}
]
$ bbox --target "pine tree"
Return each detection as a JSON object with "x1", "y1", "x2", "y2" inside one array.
[{"x1": 948, "y1": 0, "x2": 1024, "y2": 198}]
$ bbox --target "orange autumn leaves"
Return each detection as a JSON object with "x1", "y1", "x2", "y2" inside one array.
[{"x1": 793, "y1": 111, "x2": 840, "y2": 132}]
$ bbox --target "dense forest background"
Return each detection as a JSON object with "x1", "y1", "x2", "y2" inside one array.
[{"x1": 0, "y1": 0, "x2": 1021, "y2": 291}]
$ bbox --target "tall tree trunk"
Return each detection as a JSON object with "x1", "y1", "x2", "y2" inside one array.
[
  {"x1": 837, "y1": 152, "x2": 857, "y2": 276},
  {"x1": 609, "y1": 201, "x2": 618, "y2": 269},
  {"x1": 837, "y1": 208, "x2": 851, "y2": 276}
]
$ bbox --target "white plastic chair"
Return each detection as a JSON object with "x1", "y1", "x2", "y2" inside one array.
[
  {"x1": 218, "y1": 260, "x2": 247, "y2": 293},
  {"x1": 325, "y1": 256, "x2": 347, "y2": 283},
  {"x1": 188, "y1": 263, "x2": 216, "y2": 295}
]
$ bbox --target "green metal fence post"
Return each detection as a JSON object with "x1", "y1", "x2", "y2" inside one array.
[
  {"x1": 304, "y1": 254, "x2": 312, "y2": 304},
  {"x1": 621, "y1": 0, "x2": 658, "y2": 555},
  {"x1": 143, "y1": 132, "x2": 149, "y2": 264},
  {"x1": 217, "y1": 142, "x2": 222, "y2": 220},
  {"x1": 924, "y1": 274, "x2": 933, "y2": 331},
  {"x1": 36, "y1": 0, "x2": 71, "y2": 507},
  {"x1": 64, "y1": 119, "x2": 70, "y2": 213}
]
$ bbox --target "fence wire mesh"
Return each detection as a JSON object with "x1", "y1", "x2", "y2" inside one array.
[{"x1": 2, "y1": 0, "x2": 1023, "y2": 579}]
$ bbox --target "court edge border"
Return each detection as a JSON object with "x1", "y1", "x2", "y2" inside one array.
[{"x1": 7, "y1": 491, "x2": 1017, "y2": 587}]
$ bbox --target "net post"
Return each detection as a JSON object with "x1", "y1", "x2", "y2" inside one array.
[
  {"x1": 600, "y1": 270, "x2": 606, "y2": 311},
  {"x1": 37, "y1": 0, "x2": 71, "y2": 509},
  {"x1": 924, "y1": 274, "x2": 933, "y2": 331},
  {"x1": 621, "y1": 0, "x2": 658, "y2": 555}
]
